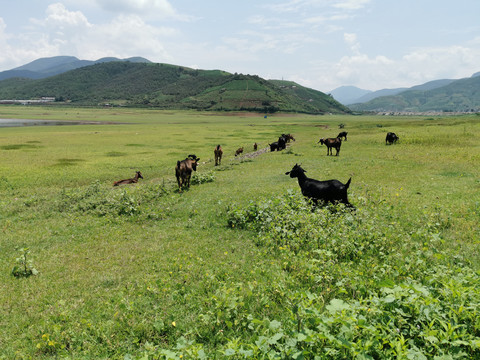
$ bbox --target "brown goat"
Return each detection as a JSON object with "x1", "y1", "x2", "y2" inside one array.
[
  {"x1": 113, "y1": 171, "x2": 143, "y2": 186},
  {"x1": 318, "y1": 137, "x2": 342, "y2": 156},
  {"x1": 253, "y1": 142, "x2": 258, "y2": 151},
  {"x1": 235, "y1": 147, "x2": 244, "y2": 156},
  {"x1": 175, "y1": 155, "x2": 200, "y2": 190},
  {"x1": 214, "y1": 145, "x2": 223, "y2": 166}
]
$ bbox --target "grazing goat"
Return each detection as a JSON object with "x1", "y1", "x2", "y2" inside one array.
[
  {"x1": 175, "y1": 155, "x2": 200, "y2": 190},
  {"x1": 337, "y1": 131, "x2": 348, "y2": 141},
  {"x1": 283, "y1": 133, "x2": 296, "y2": 142},
  {"x1": 235, "y1": 147, "x2": 244, "y2": 156},
  {"x1": 214, "y1": 145, "x2": 223, "y2": 166},
  {"x1": 113, "y1": 171, "x2": 143, "y2": 186},
  {"x1": 253, "y1": 142, "x2": 258, "y2": 151},
  {"x1": 278, "y1": 135, "x2": 287, "y2": 150},
  {"x1": 386, "y1": 132, "x2": 399, "y2": 145},
  {"x1": 269, "y1": 142, "x2": 279, "y2": 152},
  {"x1": 285, "y1": 164, "x2": 354, "y2": 208},
  {"x1": 318, "y1": 137, "x2": 342, "y2": 156}
]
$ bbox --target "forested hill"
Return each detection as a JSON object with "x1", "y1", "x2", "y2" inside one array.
[{"x1": 0, "y1": 61, "x2": 350, "y2": 114}]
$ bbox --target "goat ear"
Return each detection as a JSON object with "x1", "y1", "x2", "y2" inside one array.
[{"x1": 285, "y1": 171, "x2": 290, "y2": 175}]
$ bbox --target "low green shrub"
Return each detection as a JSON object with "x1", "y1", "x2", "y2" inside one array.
[
  {"x1": 11, "y1": 247, "x2": 38, "y2": 278},
  {"x1": 56, "y1": 181, "x2": 170, "y2": 219},
  {"x1": 191, "y1": 171, "x2": 215, "y2": 185}
]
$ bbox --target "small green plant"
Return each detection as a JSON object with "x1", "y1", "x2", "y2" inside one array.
[
  {"x1": 191, "y1": 171, "x2": 215, "y2": 185},
  {"x1": 12, "y1": 248, "x2": 38, "y2": 278}
]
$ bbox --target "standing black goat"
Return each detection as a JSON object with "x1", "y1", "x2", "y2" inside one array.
[{"x1": 285, "y1": 164, "x2": 354, "y2": 208}]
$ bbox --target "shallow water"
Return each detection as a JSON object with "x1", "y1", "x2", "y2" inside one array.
[{"x1": 0, "y1": 119, "x2": 107, "y2": 127}]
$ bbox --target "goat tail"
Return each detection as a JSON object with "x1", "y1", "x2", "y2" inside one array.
[{"x1": 345, "y1": 177, "x2": 352, "y2": 189}]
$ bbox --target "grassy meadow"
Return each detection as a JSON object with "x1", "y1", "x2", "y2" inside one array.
[{"x1": 0, "y1": 106, "x2": 479, "y2": 359}]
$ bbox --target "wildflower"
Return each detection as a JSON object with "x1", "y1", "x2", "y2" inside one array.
[{"x1": 172, "y1": 321, "x2": 176, "y2": 327}]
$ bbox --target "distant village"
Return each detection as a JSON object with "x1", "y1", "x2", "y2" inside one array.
[{"x1": 0, "y1": 97, "x2": 55, "y2": 105}]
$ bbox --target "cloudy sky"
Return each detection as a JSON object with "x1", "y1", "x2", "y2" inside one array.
[{"x1": 1, "y1": 0, "x2": 479, "y2": 92}]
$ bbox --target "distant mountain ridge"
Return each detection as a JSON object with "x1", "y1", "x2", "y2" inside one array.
[
  {"x1": 330, "y1": 78, "x2": 457, "y2": 105},
  {"x1": 0, "y1": 58, "x2": 349, "y2": 114},
  {"x1": 348, "y1": 74, "x2": 480, "y2": 113},
  {"x1": 0, "y1": 56, "x2": 151, "y2": 81},
  {"x1": 329, "y1": 86, "x2": 372, "y2": 105},
  {"x1": 330, "y1": 73, "x2": 480, "y2": 112}
]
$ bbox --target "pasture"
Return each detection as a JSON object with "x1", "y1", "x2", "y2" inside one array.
[{"x1": 0, "y1": 106, "x2": 479, "y2": 359}]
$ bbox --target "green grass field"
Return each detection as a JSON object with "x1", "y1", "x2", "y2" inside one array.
[{"x1": 1, "y1": 106, "x2": 479, "y2": 359}]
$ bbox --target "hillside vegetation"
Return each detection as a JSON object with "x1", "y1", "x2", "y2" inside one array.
[
  {"x1": 0, "y1": 62, "x2": 349, "y2": 114},
  {"x1": 0, "y1": 107, "x2": 479, "y2": 359}
]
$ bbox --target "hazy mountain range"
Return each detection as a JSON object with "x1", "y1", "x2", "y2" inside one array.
[
  {"x1": 330, "y1": 72, "x2": 480, "y2": 112},
  {"x1": 0, "y1": 56, "x2": 151, "y2": 81}
]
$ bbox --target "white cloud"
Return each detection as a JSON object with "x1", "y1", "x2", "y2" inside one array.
[
  {"x1": 333, "y1": 0, "x2": 371, "y2": 10},
  {"x1": 0, "y1": 3, "x2": 178, "y2": 68},
  {"x1": 31, "y1": 3, "x2": 91, "y2": 28},
  {"x1": 80, "y1": 14, "x2": 174, "y2": 61},
  {"x1": 94, "y1": 0, "x2": 183, "y2": 20}
]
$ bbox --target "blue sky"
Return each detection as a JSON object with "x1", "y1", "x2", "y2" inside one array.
[{"x1": 0, "y1": 0, "x2": 479, "y2": 92}]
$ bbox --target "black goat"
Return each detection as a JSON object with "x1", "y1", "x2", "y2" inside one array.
[
  {"x1": 270, "y1": 142, "x2": 279, "y2": 152},
  {"x1": 285, "y1": 164, "x2": 354, "y2": 208},
  {"x1": 337, "y1": 131, "x2": 348, "y2": 141},
  {"x1": 386, "y1": 132, "x2": 399, "y2": 145},
  {"x1": 278, "y1": 135, "x2": 287, "y2": 150}
]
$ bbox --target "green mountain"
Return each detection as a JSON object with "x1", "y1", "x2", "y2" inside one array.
[
  {"x1": 0, "y1": 61, "x2": 349, "y2": 114},
  {"x1": 349, "y1": 75, "x2": 480, "y2": 113}
]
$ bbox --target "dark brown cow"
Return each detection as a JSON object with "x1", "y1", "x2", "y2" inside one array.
[
  {"x1": 113, "y1": 171, "x2": 143, "y2": 186},
  {"x1": 318, "y1": 137, "x2": 342, "y2": 156},
  {"x1": 175, "y1": 155, "x2": 200, "y2": 190},
  {"x1": 214, "y1": 145, "x2": 223, "y2": 166}
]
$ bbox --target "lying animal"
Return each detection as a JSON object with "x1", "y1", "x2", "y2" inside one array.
[{"x1": 113, "y1": 171, "x2": 143, "y2": 186}]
